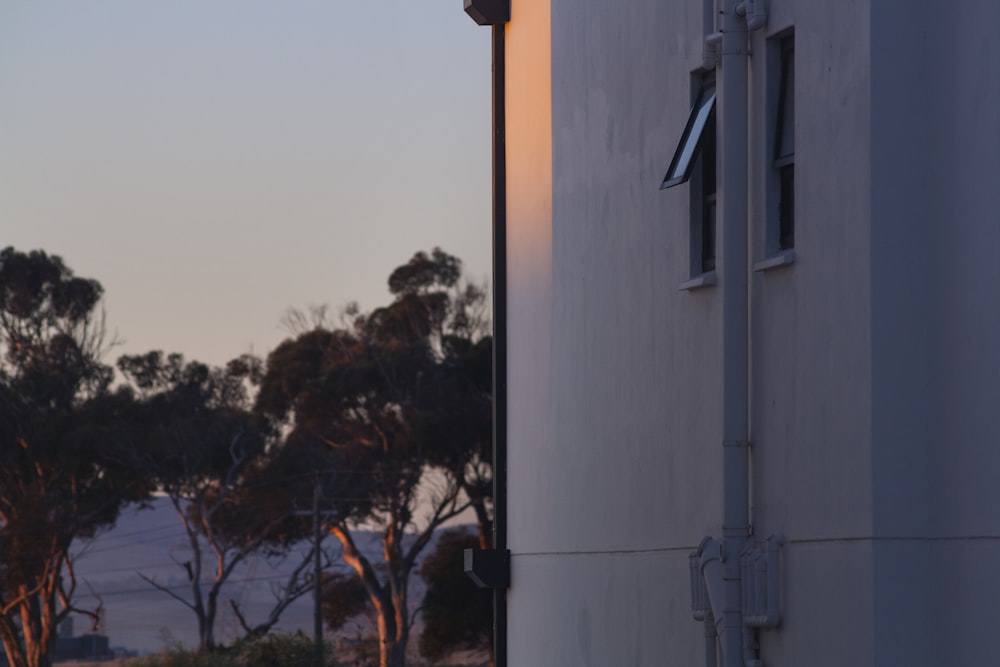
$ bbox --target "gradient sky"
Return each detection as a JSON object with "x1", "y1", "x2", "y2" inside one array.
[{"x1": 0, "y1": 0, "x2": 492, "y2": 368}]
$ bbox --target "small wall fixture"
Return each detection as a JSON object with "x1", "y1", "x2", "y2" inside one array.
[
  {"x1": 464, "y1": 548, "x2": 511, "y2": 589},
  {"x1": 464, "y1": 0, "x2": 509, "y2": 26}
]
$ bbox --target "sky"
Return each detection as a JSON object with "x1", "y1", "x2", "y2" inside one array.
[{"x1": 0, "y1": 0, "x2": 492, "y2": 368}]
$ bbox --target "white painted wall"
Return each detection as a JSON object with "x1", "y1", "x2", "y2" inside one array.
[
  {"x1": 869, "y1": 2, "x2": 1000, "y2": 664},
  {"x1": 507, "y1": 0, "x2": 722, "y2": 663},
  {"x1": 748, "y1": 3, "x2": 876, "y2": 664},
  {"x1": 503, "y1": 0, "x2": 1000, "y2": 664}
]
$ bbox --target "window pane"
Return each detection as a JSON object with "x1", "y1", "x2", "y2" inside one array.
[
  {"x1": 779, "y1": 165, "x2": 794, "y2": 249},
  {"x1": 661, "y1": 89, "x2": 717, "y2": 189},
  {"x1": 775, "y1": 42, "x2": 794, "y2": 161},
  {"x1": 702, "y1": 197, "x2": 716, "y2": 272}
]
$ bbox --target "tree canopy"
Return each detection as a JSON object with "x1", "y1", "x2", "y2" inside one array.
[
  {"x1": 256, "y1": 248, "x2": 492, "y2": 667},
  {"x1": 419, "y1": 529, "x2": 492, "y2": 662},
  {"x1": 117, "y1": 351, "x2": 314, "y2": 651},
  {"x1": 0, "y1": 246, "x2": 493, "y2": 666},
  {"x1": 0, "y1": 248, "x2": 148, "y2": 667}
]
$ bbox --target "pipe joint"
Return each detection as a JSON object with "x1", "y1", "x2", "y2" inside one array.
[
  {"x1": 735, "y1": 0, "x2": 768, "y2": 31},
  {"x1": 703, "y1": 32, "x2": 723, "y2": 71}
]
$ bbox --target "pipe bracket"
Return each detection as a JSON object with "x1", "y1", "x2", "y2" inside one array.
[{"x1": 741, "y1": 534, "x2": 784, "y2": 628}]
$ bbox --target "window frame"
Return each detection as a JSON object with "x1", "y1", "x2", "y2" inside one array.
[
  {"x1": 773, "y1": 35, "x2": 795, "y2": 252},
  {"x1": 660, "y1": 86, "x2": 717, "y2": 190},
  {"x1": 663, "y1": 72, "x2": 718, "y2": 284}
]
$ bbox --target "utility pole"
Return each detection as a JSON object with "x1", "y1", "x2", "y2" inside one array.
[{"x1": 312, "y1": 474, "x2": 324, "y2": 667}]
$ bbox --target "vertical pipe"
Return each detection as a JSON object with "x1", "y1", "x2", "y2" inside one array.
[
  {"x1": 312, "y1": 476, "x2": 324, "y2": 667},
  {"x1": 705, "y1": 612, "x2": 719, "y2": 667},
  {"x1": 720, "y1": 0, "x2": 750, "y2": 665},
  {"x1": 490, "y1": 20, "x2": 509, "y2": 667}
]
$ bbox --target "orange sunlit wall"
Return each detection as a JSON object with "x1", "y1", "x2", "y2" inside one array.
[
  {"x1": 506, "y1": 0, "x2": 551, "y2": 266},
  {"x1": 503, "y1": 0, "x2": 553, "y2": 555}
]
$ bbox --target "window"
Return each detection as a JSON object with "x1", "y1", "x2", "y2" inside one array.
[
  {"x1": 662, "y1": 74, "x2": 717, "y2": 278},
  {"x1": 773, "y1": 35, "x2": 794, "y2": 250},
  {"x1": 661, "y1": 86, "x2": 716, "y2": 189}
]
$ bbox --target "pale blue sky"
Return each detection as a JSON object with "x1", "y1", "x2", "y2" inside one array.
[{"x1": 0, "y1": 0, "x2": 492, "y2": 367}]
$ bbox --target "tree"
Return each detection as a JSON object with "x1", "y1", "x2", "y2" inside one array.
[
  {"x1": 0, "y1": 248, "x2": 148, "y2": 667},
  {"x1": 118, "y1": 351, "x2": 314, "y2": 651},
  {"x1": 256, "y1": 249, "x2": 492, "y2": 667},
  {"x1": 320, "y1": 571, "x2": 371, "y2": 634},
  {"x1": 419, "y1": 529, "x2": 491, "y2": 663}
]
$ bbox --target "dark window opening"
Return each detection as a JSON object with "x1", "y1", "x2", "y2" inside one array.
[
  {"x1": 663, "y1": 74, "x2": 717, "y2": 277},
  {"x1": 774, "y1": 36, "x2": 795, "y2": 250},
  {"x1": 701, "y1": 106, "x2": 717, "y2": 272}
]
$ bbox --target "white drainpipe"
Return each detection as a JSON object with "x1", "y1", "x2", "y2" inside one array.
[
  {"x1": 719, "y1": 0, "x2": 751, "y2": 665},
  {"x1": 694, "y1": 3, "x2": 774, "y2": 666}
]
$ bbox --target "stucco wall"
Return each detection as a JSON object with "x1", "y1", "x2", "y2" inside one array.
[
  {"x1": 503, "y1": 0, "x2": 1000, "y2": 664},
  {"x1": 506, "y1": 0, "x2": 722, "y2": 662},
  {"x1": 505, "y1": 0, "x2": 553, "y2": 552},
  {"x1": 870, "y1": 2, "x2": 1000, "y2": 664},
  {"x1": 749, "y1": 2, "x2": 877, "y2": 663}
]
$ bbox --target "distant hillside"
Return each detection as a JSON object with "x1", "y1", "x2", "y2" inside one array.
[{"x1": 70, "y1": 497, "x2": 473, "y2": 654}]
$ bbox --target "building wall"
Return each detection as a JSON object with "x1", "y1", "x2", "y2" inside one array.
[
  {"x1": 506, "y1": 0, "x2": 723, "y2": 663},
  {"x1": 748, "y1": 2, "x2": 876, "y2": 664},
  {"x1": 503, "y1": 0, "x2": 1000, "y2": 664},
  {"x1": 503, "y1": 0, "x2": 558, "y2": 660},
  {"x1": 869, "y1": 2, "x2": 1000, "y2": 664}
]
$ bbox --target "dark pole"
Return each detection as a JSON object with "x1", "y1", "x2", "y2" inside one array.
[
  {"x1": 490, "y1": 19, "x2": 508, "y2": 667},
  {"x1": 313, "y1": 475, "x2": 324, "y2": 667},
  {"x1": 462, "y1": 4, "x2": 510, "y2": 667}
]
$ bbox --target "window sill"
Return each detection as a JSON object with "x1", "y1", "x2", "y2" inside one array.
[
  {"x1": 679, "y1": 271, "x2": 716, "y2": 291},
  {"x1": 753, "y1": 250, "x2": 796, "y2": 272}
]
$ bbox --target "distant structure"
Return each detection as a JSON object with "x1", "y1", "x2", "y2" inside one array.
[
  {"x1": 0, "y1": 620, "x2": 111, "y2": 666},
  {"x1": 465, "y1": 0, "x2": 1000, "y2": 665},
  {"x1": 53, "y1": 633, "x2": 111, "y2": 663}
]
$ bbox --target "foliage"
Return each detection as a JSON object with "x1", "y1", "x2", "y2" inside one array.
[
  {"x1": 230, "y1": 631, "x2": 327, "y2": 667},
  {"x1": 0, "y1": 246, "x2": 491, "y2": 667},
  {"x1": 0, "y1": 248, "x2": 150, "y2": 667},
  {"x1": 256, "y1": 248, "x2": 492, "y2": 667},
  {"x1": 321, "y1": 571, "x2": 372, "y2": 633},
  {"x1": 118, "y1": 351, "x2": 314, "y2": 651},
  {"x1": 419, "y1": 530, "x2": 491, "y2": 661},
  {"x1": 132, "y1": 633, "x2": 330, "y2": 667},
  {"x1": 131, "y1": 647, "x2": 238, "y2": 667}
]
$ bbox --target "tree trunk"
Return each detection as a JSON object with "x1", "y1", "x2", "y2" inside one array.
[
  {"x1": 470, "y1": 497, "x2": 492, "y2": 550},
  {"x1": 333, "y1": 525, "x2": 411, "y2": 667},
  {"x1": 0, "y1": 619, "x2": 29, "y2": 667},
  {"x1": 16, "y1": 586, "x2": 57, "y2": 667},
  {"x1": 376, "y1": 605, "x2": 398, "y2": 667}
]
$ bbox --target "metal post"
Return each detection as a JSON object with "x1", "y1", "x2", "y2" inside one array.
[
  {"x1": 313, "y1": 475, "x2": 324, "y2": 667},
  {"x1": 490, "y1": 20, "x2": 509, "y2": 667}
]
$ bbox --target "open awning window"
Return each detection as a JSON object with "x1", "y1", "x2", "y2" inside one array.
[{"x1": 660, "y1": 87, "x2": 717, "y2": 189}]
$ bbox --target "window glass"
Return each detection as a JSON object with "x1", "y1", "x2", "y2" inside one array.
[
  {"x1": 661, "y1": 88, "x2": 717, "y2": 189},
  {"x1": 775, "y1": 41, "x2": 795, "y2": 162},
  {"x1": 774, "y1": 37, "x2": 794, "y2": 251}
]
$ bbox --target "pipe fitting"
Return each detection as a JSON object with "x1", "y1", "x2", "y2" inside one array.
[
  {"x1": 735, "y1": 0, "x2": 767, "y2": 31},
  {"x1": 703, "y1": 32, "x2": 723, "y2": 71}
]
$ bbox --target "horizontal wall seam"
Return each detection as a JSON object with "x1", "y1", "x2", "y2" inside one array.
[
  {"x1": 786, "y1": 535, "x2": 1000, "y2": 545},
  {"x1": 510, "y1": 536, "x2": 1000, "y2": 558},
  {"x1": 512, "y1": 546, "x2": 698, "y2": 558}
]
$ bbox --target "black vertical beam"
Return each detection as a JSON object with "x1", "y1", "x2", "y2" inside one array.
[
  {"x1": 462, "y1": 4, "x2": 509, "y2": 666},
  {"x1": 490, "y1": 19, "x2": 508, "y2": 667}
]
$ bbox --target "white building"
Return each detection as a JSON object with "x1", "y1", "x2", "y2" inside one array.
[{"x1": 468, "y1": 0, "x2": 1000, "y2": 665}]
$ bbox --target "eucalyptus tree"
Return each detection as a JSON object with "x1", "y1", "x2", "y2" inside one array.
[
  {"x1": 0, "y1": 248, "x2": 147, "y2": 667},
  {"x1": 256, "y1": 249, "x2": 492, "y2": 667},
  {"x1": 418, "y1": 529, "x2": 492, "y2": 663},
  {"x1": 117, "y1": 351, "x2": 315, "y2": 651}
]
